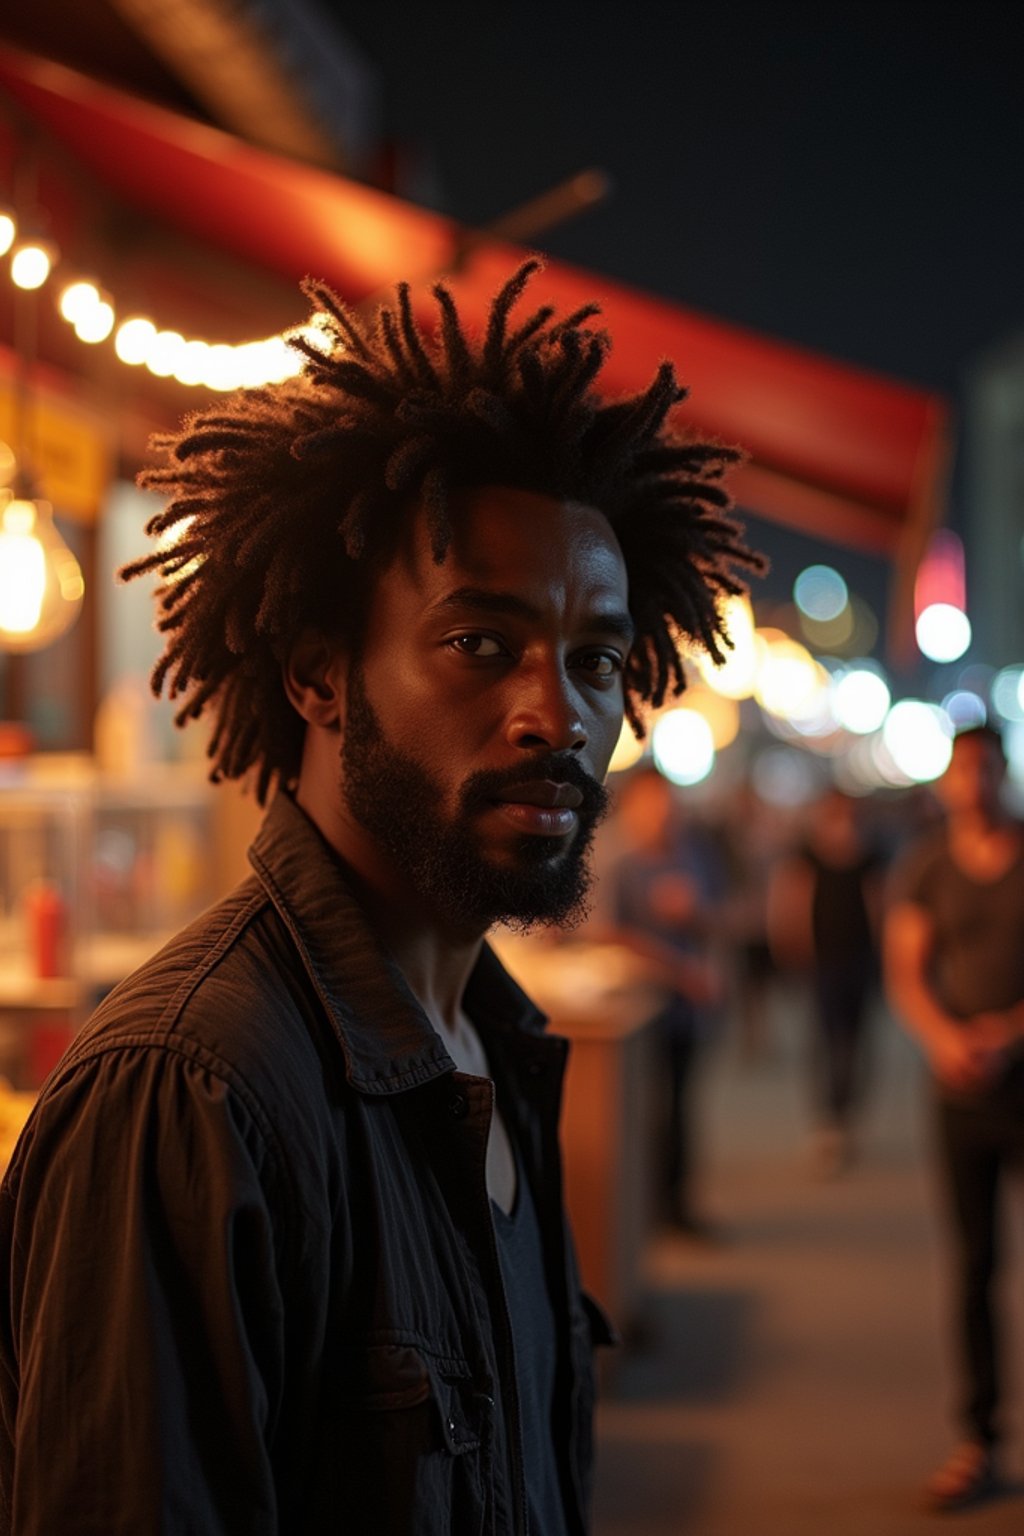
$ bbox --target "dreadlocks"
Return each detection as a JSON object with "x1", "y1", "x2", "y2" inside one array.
[{"x1": 123, "y1": 260, "x2": 764, "y2": 804}]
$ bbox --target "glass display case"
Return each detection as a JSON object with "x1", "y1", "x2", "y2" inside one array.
[{"x1": 0, "y1": 757, "x2": 217, "y2": 1088}]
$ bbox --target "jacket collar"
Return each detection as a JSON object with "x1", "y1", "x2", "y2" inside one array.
[{"x1": 248, "y1": 791, "x2": 547, "y2": 1095}]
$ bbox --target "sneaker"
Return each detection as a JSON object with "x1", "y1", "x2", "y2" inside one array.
[{"x1": 922, "y1": 1441, "x2": 998, "y2": 1513}]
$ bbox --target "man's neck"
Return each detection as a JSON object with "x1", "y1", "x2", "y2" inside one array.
[{"x1": 296, "y1": 780, "x2": 485, "y2": 1033}]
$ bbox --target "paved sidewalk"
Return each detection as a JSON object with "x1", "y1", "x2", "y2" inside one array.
[{"x1": 592, "y1": 992, "x2": 1024, "y2": 1535}]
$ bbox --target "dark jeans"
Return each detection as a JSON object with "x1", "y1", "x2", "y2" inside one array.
[
  {"x1": 652, "y1": 1001, "x2": 701, "y2": 1225},
  {"x1": 935, "y1": 1070, "x2": 1024, "y2": 1446},
  {"x1": 811, "y1": 964, "x2": 871, "y2": 1126}
]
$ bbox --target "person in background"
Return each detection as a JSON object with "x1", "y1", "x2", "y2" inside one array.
[
  {"x1": 885, "y1": 725, "x2": 1024, "y2": 1513},
  {"x1": 769, "y1": 787, "x2": 883, "y2": 1175},
  {"x1": 717, "y1": 777, "x2": 781, "y2": 1064},
  {"x1": 0, "y1": 263, "x2": 762, "y2": 1534},
  {"x1": 607, "y1": 765, "x2": 725, "y2": 1237}
]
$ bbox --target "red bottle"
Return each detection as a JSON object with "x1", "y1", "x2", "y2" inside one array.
[{"x1": 25, "y1": 880, "x2": 68, "y2": 980}]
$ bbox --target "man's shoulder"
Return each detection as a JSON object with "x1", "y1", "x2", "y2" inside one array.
[{"x1": 65, "y1": 874, "x2": 325, "y2": 1094}]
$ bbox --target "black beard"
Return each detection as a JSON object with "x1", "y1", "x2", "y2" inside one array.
[{"x1": 340, "y1": 666, "x2": 610, "y2": 934}]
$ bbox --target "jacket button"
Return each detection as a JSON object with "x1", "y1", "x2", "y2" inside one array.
[
  {"x1": 527, "y1": 1059, "x2": 544, "y2": 1077},
  {"x1": 449, "y1": 1092, "x2": 469, "y2": 1118}
]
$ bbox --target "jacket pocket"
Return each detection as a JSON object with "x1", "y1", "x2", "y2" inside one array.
[{"x1": 306, "y1": 1342, "x2": 489, "y2": 1534}]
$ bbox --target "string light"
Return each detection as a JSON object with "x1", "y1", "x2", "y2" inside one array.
[
  {"x1": 1, "y1": 202, "x2": 317, "y2": 389},
  {"x1": 0, "y1": 209, "x2": 18, "y2": 257},
  {"x1": 10, "y1": 238, "x2": 57, "y2": 291}
]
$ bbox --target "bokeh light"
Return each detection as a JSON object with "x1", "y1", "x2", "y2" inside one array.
[
  {"x1": 608, "y1": 720, "x2": 645, "y2": 774},
  {"x1": 915, "y1": 602, "x2": 972, "y2": 663},
  {"x1": 10, "y1": 242, "x2": 54, "y2": 290},
  {"x1": 881, "y1": 700, "x2": 953, "y2": 782},
  {"x1": 146, "y1": 330, "x2": 186, "y2": 378},
  {"x1": 652, "y1": 708, "x2": 715, "y2": 785},
  {"x1": 990, "y1": 665, "x2": 1024, "y2": 724},
  {"x1": 832, "y1": 665, "x2": 891, "y2": 734},
  {"x1": 115, "y1": 317, "x2": 157, "y2": 365},
  {"x1": 1003, "y1": 721, "x2": 1024, "y2": 787},
  {"x1": 74, "y1": 300, "x2": 115, "y2": 344},
  {"x1": 59, "y1": 280, "x2": 101, "y2": 323},
  {"x1": 753, "y1": 630, "x2": 829, "y2": 720},
  {"x1": 941, "y1": 689, "x2": 987, "y2": 730},
  {"x1": 693, "y1": 593, "x2": 758, "y2": 699},
  {"x1": 679, "y1": 686, "x2": 740, "y2": 749},
  {"x1": 794, "y1": 565, "x2": 848, "y2": 622}
]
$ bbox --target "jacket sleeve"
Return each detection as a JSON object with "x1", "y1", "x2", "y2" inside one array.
[{"x1": 0, "y1": 1043, "x2": 288, "y2": 1535}]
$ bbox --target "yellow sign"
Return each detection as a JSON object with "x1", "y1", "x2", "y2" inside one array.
[{"x1": 0, "y1": 372, "x2": 111, "y2": 526}]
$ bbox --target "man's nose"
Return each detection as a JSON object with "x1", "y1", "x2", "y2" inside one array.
[{"x1": 505, "y1": 662, "x2": 587, "y2": 754}]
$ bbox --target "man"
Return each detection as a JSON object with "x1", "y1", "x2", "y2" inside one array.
[
  {"x1": 0, "y1": 262, "x2": 760, "y2": 1533},
  {"x1": 607, "y1": 766, "x2": 724, "y2": 1235},
  {"x1": 885, "y1": 725, "x2": 1024, "y2": 1512},
  {"x1": 770, "y1": 788, "x2": 883, "y2": 1177}
]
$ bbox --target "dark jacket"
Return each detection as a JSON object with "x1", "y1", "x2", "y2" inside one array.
[{"x1": 0, "y1": 792, "x2": 606, "y2": 1534}]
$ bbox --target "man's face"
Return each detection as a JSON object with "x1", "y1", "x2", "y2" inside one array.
[{"x1": 338, "y1": 485, "x2": 632, "y2": 934}]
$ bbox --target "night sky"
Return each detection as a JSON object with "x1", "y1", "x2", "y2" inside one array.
[
  {"x1": 334, "y1": 1, "x2": 1024, "y2": 397},
  {"x1": 328, "y1": 0, "x2": 1024, "y2": 625}
]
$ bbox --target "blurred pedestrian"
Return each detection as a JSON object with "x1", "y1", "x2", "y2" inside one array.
[
  {"x1": 607, "y1": 766, "x2": 724, "y2": 1236},
  {"x1": 718, "y1": 778, "x2": 784, "y2": 1064},
  {"x1": 885, "y1": 725, "x2": 1024, "y2": 1512},
  {"x1": 770, "y1": 788, "x2": 883, "y2": 1174}
]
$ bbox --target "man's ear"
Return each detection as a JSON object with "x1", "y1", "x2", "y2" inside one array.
[{"x1": 283, "y1": 632, "x2": 347, "y2": 729}]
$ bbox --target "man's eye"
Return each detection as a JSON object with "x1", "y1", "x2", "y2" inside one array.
[
  {"x1": 449, "y1": 633, "x2": 505, "y2": 658},
  {"x1": 578, "y1": 651, "x2": 623, "y2": 679}
]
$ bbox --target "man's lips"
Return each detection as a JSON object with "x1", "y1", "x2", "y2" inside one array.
[
  {"x1": 492, "y1": 779, "x2": 584, "y2": 810},
  {"x1": 488, "y1": 779, "x2": 583, "y2": 837}
]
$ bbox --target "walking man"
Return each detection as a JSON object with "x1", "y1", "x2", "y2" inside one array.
[{"x1": 886, "y1": 725, "x2": 1024, "y2": 1512}]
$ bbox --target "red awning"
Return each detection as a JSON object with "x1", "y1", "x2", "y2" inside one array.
[{"x1": 0, "y1": 42, "x2": 948, "y2": 570}]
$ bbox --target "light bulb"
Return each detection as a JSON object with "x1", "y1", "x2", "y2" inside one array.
[
  {"x1": 59, "y1": 279, "x2": 101, "y2": 323},
  {"x1": 10, "y1": 240, "x2": 56, "y2": 291},
  {"x1": 115, "y1": 316, "x2": 157, "y2": 366},
  {"x1": 0, "y1": 494, "x2": 85, "y2": 651},
  {"x1": 0, "y1": 210, "x2": 16, "y2": 258},
  {"x1": 75, "y1": 300, "x2": 115, "y2": 344}
]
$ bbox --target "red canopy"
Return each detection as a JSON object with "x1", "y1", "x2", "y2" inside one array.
[{"x1": 0, "y1": 43, "x2": 948, "y2": 569}]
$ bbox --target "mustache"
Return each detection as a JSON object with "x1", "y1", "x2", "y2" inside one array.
[{"x1": 460, "y1": 755, "x2": 610, "y2": 823}]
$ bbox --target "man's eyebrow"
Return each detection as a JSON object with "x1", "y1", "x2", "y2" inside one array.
[{"x1": 431, "y1": 586, "x2": 635, "y2": 644}]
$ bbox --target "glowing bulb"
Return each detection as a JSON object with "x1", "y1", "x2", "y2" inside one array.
[
  {"x1": 146, "y1": 330, "x2": 186, "y2": 378},
  {"x1": 74, "y1": 300, "x2": 115, "y2": 344},
  {"x1": 915, "y1": 602, "x2": 972, "y2": 663},
  {"x1": 651, "y1": 708, "x2": 715, "y2": 785},
  {"x1": 10, "y1": 242, "x2": 55, "y2": 290},
  {"x1": 115, "y1": 317, "x2": 157, "y2": 366},
  {"x1": 59, "y1": 280, "x2": 101, "y2": 324},
  {"x1": 0, "y1": 495, "x2": 84, "y2": 651},
  {"x1": 173, "y1": 340, "x2": 211, "y2": 387},
  {"x1": 0, "y1": 211, "x2": 15, "y2": 257},
  {"x1": 201, "y1": 343, "x2": 243, "y2": 392}
]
